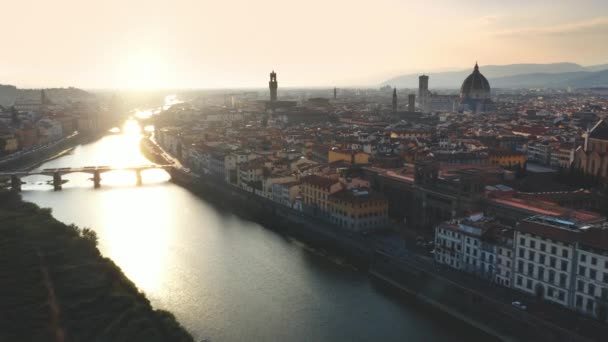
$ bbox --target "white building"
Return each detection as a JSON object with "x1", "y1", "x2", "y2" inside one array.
[
  {"x1": 514, "y1": 215, "x2": 608, "y2": 321},
  {"x1": 435, "y1": 214, "x2": 513, "y2": 283}
]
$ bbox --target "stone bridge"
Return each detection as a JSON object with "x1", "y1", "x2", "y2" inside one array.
[{"x1": 0, "y1": 164, "x2": 173, "y2": 191}]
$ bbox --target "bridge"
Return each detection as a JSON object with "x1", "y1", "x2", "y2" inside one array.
[{"x1": 0, "y1": 164, "x2": 174, "y2": 191}]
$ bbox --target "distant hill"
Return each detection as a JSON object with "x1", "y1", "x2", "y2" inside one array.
[
  {"x1": 382, "y1": 62, "x2": 608, "y2": 89},
  {"x1": 0, "y1": 86, "x2": 94, "y2": 107},
  {"x1": 491, "y1": 70, "x2": 608, "y2": 89}
]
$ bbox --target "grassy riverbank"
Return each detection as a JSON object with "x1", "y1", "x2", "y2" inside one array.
[{"x1": 0, "y1": 191, "x2": 194, "y2": 342}]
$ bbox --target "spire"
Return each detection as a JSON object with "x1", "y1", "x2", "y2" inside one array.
[{"x1": 474, "y1": 62, "x2": 479, "y2": 72}]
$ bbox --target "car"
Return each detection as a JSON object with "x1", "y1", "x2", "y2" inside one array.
[{"x1": 511, "y1": 301, "x2": 527, "y2": 310}]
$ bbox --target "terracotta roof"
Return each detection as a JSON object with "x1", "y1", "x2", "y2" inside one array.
[{"x1": 301, "y1": 175, "x2": 339, "y2": 189}]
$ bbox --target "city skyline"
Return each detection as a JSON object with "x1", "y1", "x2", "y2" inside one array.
[{"x1": 2, "y1": 0, "x2": 608, "y2": 89}]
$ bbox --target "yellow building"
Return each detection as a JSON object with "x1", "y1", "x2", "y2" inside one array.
[
  {"x1": 328, "y1": 149, "x2": 369, "y2": 165},
  {"x1": 301, "y1": 175, "x2": 343, "y2": 214},
  {"x1": 0, "y1": 133, "x2": 19, "y2": 154},
  {"x1": 328, "y1": 189, "x2": 389, "y2": 231},
  {"x1": 488, "y1": 149, "x2": 526, "y2": 169}
]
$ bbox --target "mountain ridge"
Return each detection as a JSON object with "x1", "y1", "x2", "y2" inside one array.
[{"x1": 382, "y1": 62, "x2": 608, "y2": 89}]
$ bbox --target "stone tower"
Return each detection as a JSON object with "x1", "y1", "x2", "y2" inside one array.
[
  {"x1": 418, "y1": 75, "x2": 430, "y2": 113},
  {"x1": 269, "y1": 71, "x2": 278, "y2": 102},
  {"x1": 392, "y1": 88, "x2": 398, "y2": 113},
  {"x1": 408, "y1": 94, "x2": 416, "y2": 112}
]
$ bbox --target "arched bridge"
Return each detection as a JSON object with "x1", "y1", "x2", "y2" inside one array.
[{"x1": 1, "y1": 164, "x2": 174, "y2": 191}]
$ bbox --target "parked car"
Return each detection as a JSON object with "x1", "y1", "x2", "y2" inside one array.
[{"x1": 512, "y1": 301, "x2": 527, "y2": 310}]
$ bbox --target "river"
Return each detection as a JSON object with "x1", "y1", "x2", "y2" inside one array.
[{"x1": 21, "y1": 117, "x2": 493, "y2": 341}]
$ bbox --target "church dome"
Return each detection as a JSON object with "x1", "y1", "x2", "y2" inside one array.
[{"x1": 460, "y1": 63, "x2": 491, "y2": 100}]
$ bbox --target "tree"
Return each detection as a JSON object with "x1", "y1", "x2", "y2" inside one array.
[{"x1": 81, "y1": 228, "x2": 98, "y2": 247}]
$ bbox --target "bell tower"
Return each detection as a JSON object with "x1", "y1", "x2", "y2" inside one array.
[{"x1": 269, "y1": 71, "x2": 278, "y2": 102}]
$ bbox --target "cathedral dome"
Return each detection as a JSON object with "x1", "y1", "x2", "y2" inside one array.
[{"x1": 460, "y1": 63, "x2": 491, "y2": 100}]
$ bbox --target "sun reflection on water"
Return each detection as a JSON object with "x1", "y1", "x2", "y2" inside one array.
[
  {"x1": 21, "y1": 117, "x2": 176, "y2": 293},
  {"x1": 21, "y1": 119, "x2": 170, "y2": 190}
]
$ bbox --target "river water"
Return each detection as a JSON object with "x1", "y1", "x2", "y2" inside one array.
[{"x1": 21, "y1": 118, "x2": 492, "y2": 341}]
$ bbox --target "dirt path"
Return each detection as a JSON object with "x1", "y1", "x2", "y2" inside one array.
[{"x1": 37, "y1": 249, "x2": 66, "y2": 342}]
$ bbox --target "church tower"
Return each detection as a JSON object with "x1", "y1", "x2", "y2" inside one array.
[
  {"x1": 269, "y1": 71, "x2": 278, "y2": 102},
  {"x1": 418, "y1": 75, "x2": 430, "y2": 113},
  {"x1": 392, "y1": 88, "x2": 398, "y2": 113}
]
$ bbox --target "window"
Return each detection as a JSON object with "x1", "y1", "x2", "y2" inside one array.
[
  {"x1": 530, "y1": 241, "x2": 536, "y2": 249},
  {"x1": 538, "y1": 267, "x2": 545, "y2": 280},
  {"x1": 578, "y1": 280, "x2": 584, "y2": 292},
  {"x1": 588, "y1": 284, "x2": 596, "y2": 296},
  {"x1": 562, "y1": 250, "x2": 568, "y2": 258},
  {"x1": 579, "y1": 266, "x2": 586, "y2": 277},
  {"x1": 602, "y1": 288, "x2": 608, "y2": 300},
  {"x1": 551, "y1": 246, "x2": 557, "y2": 254},
  {"x1": 561, "y1": 260, "x2": 568, "y2": 271},
  {"x1": 540, "y1": 243, "x2": 546, "y2": 252},
  {"x1": 548, "y1": 287, "x2": 555, "y2": 297},
  {"x1": 550, "y1": 257, "x2": 556, "y2": 268},
  {"x1": 517, "y1": 276, "x2": 522, "y2": 286},
  {"x1": 604, "y1": 273, "x2": 608, "y2": 283},
  {"x1": 581, "y1": 254, "x2": 587, "y2": 262},
  {"x1": 519, "y1": 248, "x2": 524, "y2": 258},
  {"x1": 558, "y1": 291, "x2": 565, "y2": 301},
  {"x1": 549, "y1": 270, "x2": 555, "y2": 283},
  {"x1": 520, "y1": 237, "x2": 525, "y2": 245},
  {"x1": 539, "y1": 254, "x2": 546, "y2": 264},
  {"x1": 560, "y1": 274, "x2": 567, "y2": 287},
  {"x1": 529, "y1": 251, "x2": 535, "y2": 261},
  {"x1": 576, "y1": 295, "x2": 583, "y2": 308},
  {"x1": 518, "y1": 261, "x2": 524, "y2": 272},
  {"x1": 590, "y1": 269, "x2": 597, "y2": 280},
  {"x1": 526, "y1": 279, "x2": 532, "y2": 289},
  {"x1": 591, "y1": 257, "x2": 597, "y2": 266},
  {"x1": 527, "y1": 263, "x2": 534, "y2": 276}
]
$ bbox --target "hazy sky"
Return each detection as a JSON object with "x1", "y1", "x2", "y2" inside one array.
[{"x1": 2, "y1": 0, "x2": 608, "y2": 89}]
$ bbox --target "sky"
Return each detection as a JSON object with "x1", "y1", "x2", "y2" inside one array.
[{"x1": 1, "y1": 0, "x2": 608, "y2": 89}]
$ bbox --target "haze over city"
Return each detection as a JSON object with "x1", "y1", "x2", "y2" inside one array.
[
  {"x1": 2, "y1": 0, "x2": 608, "y2": 89},
  {"x1": 2, "y1": 1, "x2": 608, "y2": 342}
]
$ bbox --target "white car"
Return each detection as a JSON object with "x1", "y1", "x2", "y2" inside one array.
[{"x1": 511, "y1": 301, "x2": 527, "y2": 310}]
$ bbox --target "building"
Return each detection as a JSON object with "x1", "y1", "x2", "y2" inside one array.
[
  {"x1": 576, "y1": 228, "x2": 608, "y2": 320},
  {"x1": 574, "y1": 119, "x2": 608, "y2": 180},
  {"x1": 527, "y1": 142, "x2": 552, "y2": 165},
  {"x1": 328, "y1": 188, "x2": 389, "y2": 231},
  {"x1": 418, "y1": 75, "x2": 430, "y2": 113},
  {"x1": 488, "y1": 149, "x2": 527, "y2": 169},
  {"x1": 392, "y1": 88, "x2": 397, "y2": 113},
  {"x1": 300, "y1": 175, "x2": 342, "y2": 216},
  {"x1": 328, "y1": 149, "x2": 369, "y2": 165},
  {"x1": 434, "y1": 214, "x2": 514, "y2": 285},
  {"x1": 269, "y1": 71, "x2": 278, "y2": 102},
  {"x1": 513, "y1": 215, "x2": 608, "y2": 321},
  {"x1": 271, "y1": 181, "x2": 302, "y2": 208},
  {"x1": 550, "y1": 144, "x2": 575, "y2": 169},
  {"x1": 408, "y1": 94, "x2": 416, "y2": 112},
  {"x1": 459, "y1": 63, "x2": 494, "y2": 113},
  {"x1": 513, "y1": 216, "x2": 577, "y2": 308},
  {"x1": 436, "y1": 213, "x2": 608, "y2": 321}
]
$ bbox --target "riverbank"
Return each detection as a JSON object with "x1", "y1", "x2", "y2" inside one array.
[
  {"x1": 0, "y1": 190, "x2": 194, "y2": 341},
  {"x1": 0, "y1": 132, "x2": 101, "y2": 172},
  {"x1": 143, "y1": 136, "x2": 601, "y2": 342}
]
